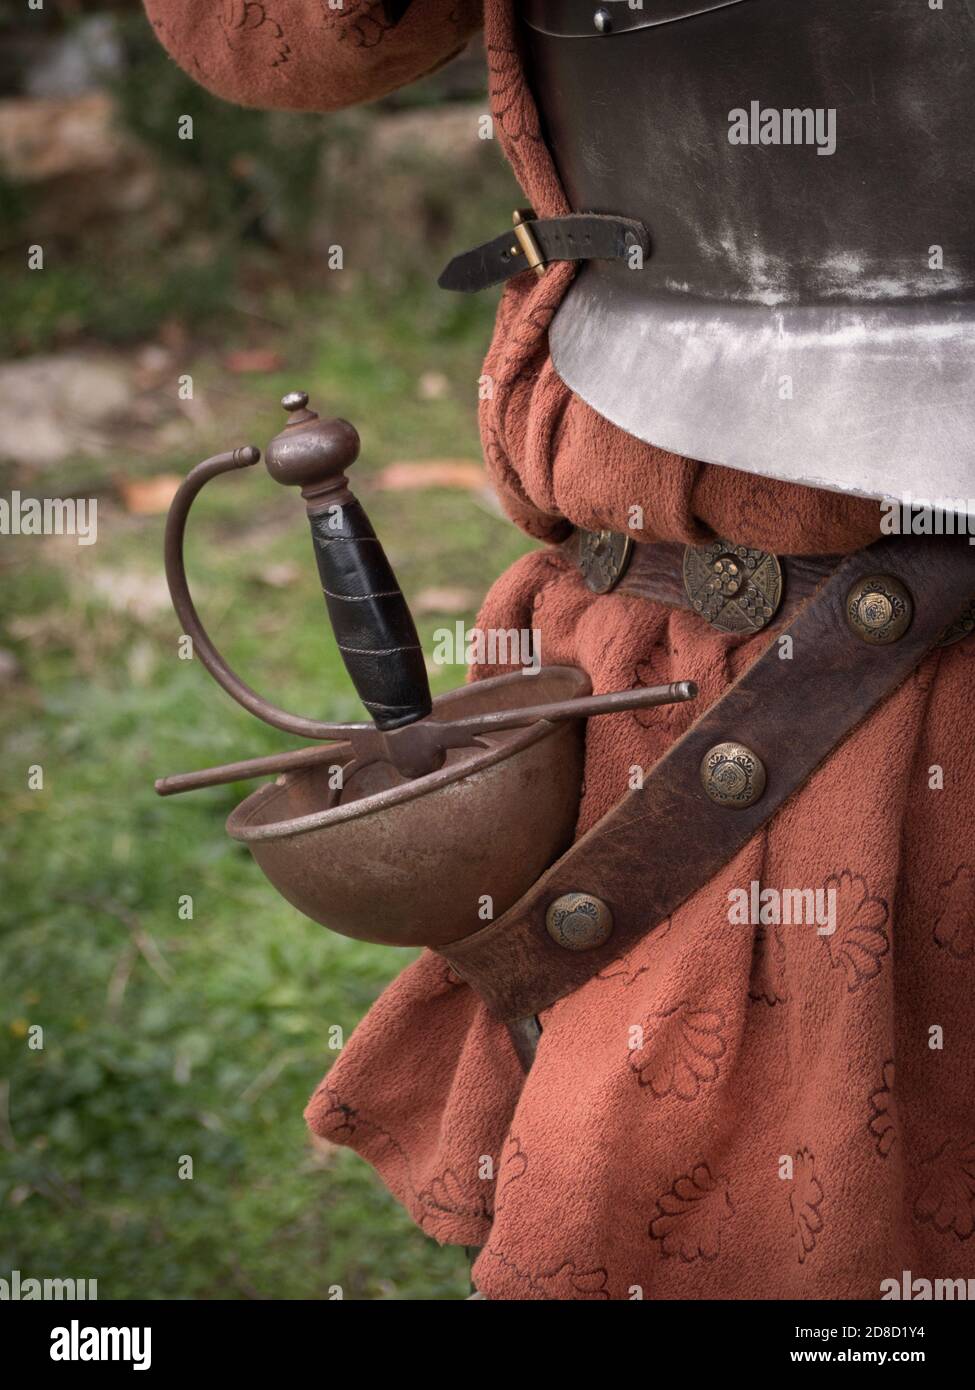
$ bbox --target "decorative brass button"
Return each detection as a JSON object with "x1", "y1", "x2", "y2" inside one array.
[
  {"x1": 846, "y1": 574, "x2": 913, "y2": 644},
  {"x1": 701, "y1": 742, "x2": 766, "y2": 809},
  {"x1": 578, "y1": 529, "x2": 633, "y2": 594},
  {"x1": 682, "y1": 540, "x2": 783, "y2": 634},
  {"x1": 545, "y1": 892, "x2": 613, "y2": 951}
]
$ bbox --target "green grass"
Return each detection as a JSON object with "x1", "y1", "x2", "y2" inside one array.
[{"x1": 0, "y1": 275, "x2": 532, "y2": 1299}]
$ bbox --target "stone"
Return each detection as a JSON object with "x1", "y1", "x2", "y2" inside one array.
[{"x1": 0, "y1": 354, "x2": 131, "y2": 467}]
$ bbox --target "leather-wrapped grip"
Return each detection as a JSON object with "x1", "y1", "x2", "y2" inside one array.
[{"x1": 308, "y1": 499, "x2": 432, "y2": 731}]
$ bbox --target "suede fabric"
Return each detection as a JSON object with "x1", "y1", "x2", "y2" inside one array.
[{"x1": 146, "y1": 0, "x2": 975, "y2": 1299}]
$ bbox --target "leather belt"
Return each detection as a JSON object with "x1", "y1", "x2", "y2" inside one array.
[
  {"x1": 561, "y1": 529, "x2": 842, "y2": 636},
  {"x1": 438, "y1": 211, "x2": 649, "y2": 293},
  {"x1": 564, "y1": 530, "x2": 975, "y2": 646},
  {"x1": 438, "y1": 534, "x2": 975, "y2": 1024}
]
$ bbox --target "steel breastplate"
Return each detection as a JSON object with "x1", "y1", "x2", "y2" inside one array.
[{"x1": 521, "y1": 0, "x2": 975, "y2": 513}]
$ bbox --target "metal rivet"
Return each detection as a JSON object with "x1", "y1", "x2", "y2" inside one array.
[
  {"x1": 701, "y1": 742, "x2": 766, "y2": 809},
  {"x1": 846, "y1": 574, "x2": 913, "y2": 645},
  {"x1": 546, "y1": 892, "x2": 613, "y2": 951},
  {"x1": 593, "y1": 7, "x2": 613, "y2": 33}
]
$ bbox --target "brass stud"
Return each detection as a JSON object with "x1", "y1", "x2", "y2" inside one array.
[
  {"x1": 701, "y1": 742, "x2": 766, "y2": 809},
  {"x1": 578, "y1": 528, "x2": 633, "y2": 594},
  {"x1": 682, "y1": 540, "x2": 783, "y2": 635},
  {"x1": 545, "y1": 892, "x2": 613, "y2": 951},
  {"x1": 846, "y1": 574, "x2": 913, "y2": 645}
]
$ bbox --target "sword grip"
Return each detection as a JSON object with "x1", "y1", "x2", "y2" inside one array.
[
  {"x1": 265, "y1": 391, "x2": 432, "y2": 732},
  {"x1": 307, "y1": 494, "x2": 431, "y2": 731}
]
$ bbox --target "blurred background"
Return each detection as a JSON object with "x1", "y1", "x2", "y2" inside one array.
[{"x1": 0, "y1": 0, "x2": 530, "y2": 1298}]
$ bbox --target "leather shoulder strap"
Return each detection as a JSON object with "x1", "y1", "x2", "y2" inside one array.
[{"x1": 439, "y1": 536, "x2": 975, "y2": 1021}]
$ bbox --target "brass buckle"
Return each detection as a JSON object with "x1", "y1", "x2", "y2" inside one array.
[{"x1": 511, "y1": 209, "x2": 547, "y2": 279}]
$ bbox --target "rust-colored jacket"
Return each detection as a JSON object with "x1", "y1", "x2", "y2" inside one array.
[{"x1": 146, "y1": 0, "x2": 975, "y2": 1300}]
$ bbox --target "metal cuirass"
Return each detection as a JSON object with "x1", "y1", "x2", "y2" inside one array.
[{"x1": 521, "y1": 0, "x2": 975, "y2": 511}]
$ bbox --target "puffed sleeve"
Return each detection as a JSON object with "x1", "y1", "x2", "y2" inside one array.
[{"x1": 143, "y1": 1, "x2": 483, "y2": 112}]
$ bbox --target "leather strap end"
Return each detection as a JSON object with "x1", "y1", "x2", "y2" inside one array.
[
  {"x1": 438, "y1": 214, "x2": 649, "y2": 293},
  {"x1": 438, "y1": 233, "x2": 514, "y2": 291}
]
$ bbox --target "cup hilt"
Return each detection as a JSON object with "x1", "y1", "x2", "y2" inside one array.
[{"x1": 265, "y1": 391, "x2": 433, "y2": 733}]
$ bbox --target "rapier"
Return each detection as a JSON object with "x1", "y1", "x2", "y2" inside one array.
[{"x1": 146, "y1": 0, "x2": 975, "y2": 1301}]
